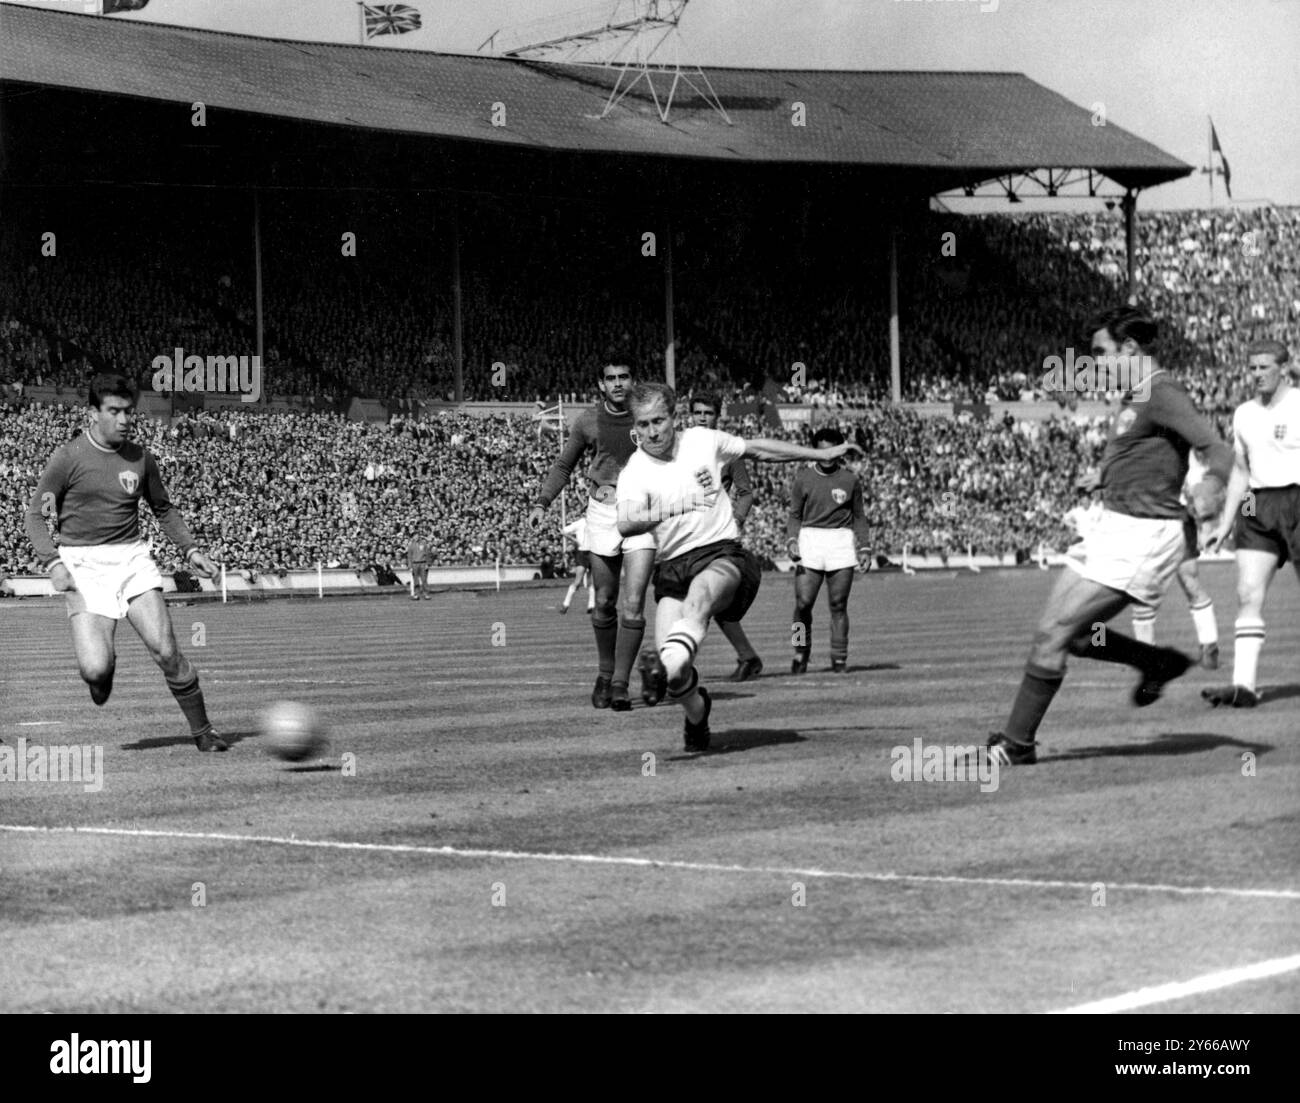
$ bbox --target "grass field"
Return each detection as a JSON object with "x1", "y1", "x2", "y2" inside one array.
[{"x1": 1, "y1": 564, "x2": 1297, "y2": 1014}]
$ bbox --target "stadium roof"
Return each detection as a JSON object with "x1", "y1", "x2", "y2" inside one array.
[{"x1": 0, "y1": 4, "x2": 1192, "y2": 193}]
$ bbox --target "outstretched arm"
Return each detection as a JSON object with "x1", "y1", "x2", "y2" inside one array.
[{"x1": 744, "y1": 439, "x2": 856, "y2": 464}]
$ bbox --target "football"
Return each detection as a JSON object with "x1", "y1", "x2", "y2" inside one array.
[{"x1": 260, "y1": 700, "x2": 328, "y2": 762}]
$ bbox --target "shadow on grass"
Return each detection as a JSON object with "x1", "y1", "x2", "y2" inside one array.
[
  {"x1": 1258, "y1": 682, "x2": 1300, "y2": 704},
  {"x1": 1051, "y1": 731, "x2": 1273, "y2": 763},
  {"x1": 120, "y1": 729, "x2": 258, "y2": 750},
  {"x1": 667, "y1": 727, "x2": 806, "y2": 760},
  {"x1": 282, "y1": 762, "x2": 338, "y2": 773}
]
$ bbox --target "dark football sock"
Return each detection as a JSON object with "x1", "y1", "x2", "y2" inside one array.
[
  {"x1": 1004, "y1": 662, "x2": 1064, "y2": 745},
  {"x1": 592, "y1": 610, "x2": 617, "y2": 678},
  {"x1": 612, "y1": 615, "x2": 645, "y2": 688},
  {"x1": 166, "y1": 659, "x2": 211, "y2": 735}
]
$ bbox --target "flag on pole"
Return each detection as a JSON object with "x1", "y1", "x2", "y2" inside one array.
[
  {"x1": 1210, "y1": 120, "x2": 1232, "y2": 199},
  {"x1": 360, "y1": 4, "x2": 423, "y2": 39},
  {"x1": 101, "y1": 0, "x2": 150, "y2": 12}
]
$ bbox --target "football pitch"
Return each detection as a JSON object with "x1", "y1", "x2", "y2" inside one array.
[{"x1": 1, "y1": 565, "x2": 1297, "y2": 1014}]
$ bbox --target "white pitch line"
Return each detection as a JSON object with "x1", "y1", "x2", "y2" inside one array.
[
  {"x1": 14, "y1": 721, "x2": 62, "y2": 726},
  {"x1": 1049, "y1": 952, "x2": 1300, "y2": 1014},
  {"x1": 2, "y1": 824, "x2": 1298, "y2": 902}
]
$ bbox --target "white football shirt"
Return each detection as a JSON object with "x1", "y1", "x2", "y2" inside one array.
[
  {"x1": 1232, "y1": 386, "x2": 1300, "y2": 489},
  {"x1": 617, "y1": 426, "x2": 747, "y2": 560}
]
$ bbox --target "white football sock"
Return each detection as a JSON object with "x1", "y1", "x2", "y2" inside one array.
[{"x1": 1232, "y1": 617, "x2": 1264, "y2": 692}]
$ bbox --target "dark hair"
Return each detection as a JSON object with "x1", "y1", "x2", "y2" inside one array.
[
  {"x1": 88, "y1": 373, "x2": 138, "y2": 409},
  {"x1": 600, "y1": 363, "x2": 632, "y2": 381},
  {"x1": 629, "y1": 381, "x2": 675, "y2": 414},
  {"x1": 1085, "y1": 305, "x2": 1158, "y2": 353},
  {"x1": 811, "y1": 426, "x2": 845, "y2": 448},
  {"x1": 691, "y1": 392, "x2": 721, "y2": 416},
  {"x1": 1245, "y1": 338, "x2": 1290, "y2": 365}
]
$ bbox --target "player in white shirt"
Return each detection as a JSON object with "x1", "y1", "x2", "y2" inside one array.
[
  {"x1": 617, "y1": 382, "x2": 856, "y2": 751},
  {"x1": 1203, "y1": 339, "x2": 1300, "y2": 707}
]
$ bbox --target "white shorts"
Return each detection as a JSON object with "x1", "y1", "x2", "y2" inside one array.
[
  {"x1": 1065, "y1": 509, "x2": 1187, "y2": 607},
  {"x1": 797, "y1": 527, "x2": 858, "y2": 572},
  {"x1": 59, "y1": 541, "x2": 164, "y2": 620},
  {"x1": 586, "y1": 497, "x2": 655, "y2": 558}
]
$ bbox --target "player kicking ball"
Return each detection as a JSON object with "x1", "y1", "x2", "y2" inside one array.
[
  {"x1": 985, "y1": 307, "x2": 1234, "y2": 766},
  {"x1": 23, "y1": 374, "x2": 226, "y2": 751},
  {"x1": 1201, "y1": 339, "x2": 1300, "y2": 708},
  {"x1": 617, "y1": 382, "x2": 857, "y2": 751}
]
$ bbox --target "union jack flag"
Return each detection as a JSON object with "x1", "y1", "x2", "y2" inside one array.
[{"x1": 361, "y1": 4, "x2": 422, "y2": 39}]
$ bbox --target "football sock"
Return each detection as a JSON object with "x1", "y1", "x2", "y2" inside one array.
[
  {"x1": 562, "y1": 583, "x2": 577, "y2": 609},
  {"x1": 667, "y1": 665, "x2": 705, "y2": 725},
  {"x1": 660, "y1": 619, "x2": 704, "y2": 682},
  {"x1": 792, "y1": 613, "x2": 811, "y2": 658},
  {"x1": 166, "y1": 658, "x2": 211, "y2": 735},
  {"x1": 1190, "y1": 598, "x2": 1218, "y2": 646},
  {"x1": 1131, "y1": 605, "x2": 1157, "y2": 645},
  {"x1": 1232, "y1": 616, "x2": 1264, "y2": 692},
  {"x1": 612, "y1": 615, "x2": 645, "y2": 689},
  {"x1": 586, "y1": 587, "x2": 595, "y2": 612},
  {"x1": 591, "y1": 610, "x2": 617, "y2": 678},
  {"x1": 830, "y1": 610, "x2": 849, "y2": 662},
  {"x1": 1004, "y1": 662, "x2": 1064, "y2": 744}
]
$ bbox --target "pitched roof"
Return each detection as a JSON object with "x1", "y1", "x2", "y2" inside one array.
[{"x1": 0, "y1": 3, "x2": 1191, "y2": 189}]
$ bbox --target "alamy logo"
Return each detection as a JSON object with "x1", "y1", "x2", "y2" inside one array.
[
  {"x1": 1041, "y1": 349, "x2": 1154, "y2": 402},
  {"x1": 0, "y1": 737, "x2": 103, "y2": 793},
  {"x1": 151, "y1": 347, "x2": 262, "y2": 403},
  {"x1": 50, "y1": 1035, "x2": 150, "y2": 1084},
  {"x1": 117, "y1": 471, "x2": 139, "y2": 495},
  {"x1": 890, "y1": 737, "x2": 999, "y2": 793}
]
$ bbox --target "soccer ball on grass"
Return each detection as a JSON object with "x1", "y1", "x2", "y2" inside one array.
[{"x1": 260, "y1": 700, "x2": 328, "y2": 762}]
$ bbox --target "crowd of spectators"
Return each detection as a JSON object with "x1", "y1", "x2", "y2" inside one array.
[
  {"x1": 4, "y1": 196, "x2": 1294, "y2": 410},
  {"x1": 2, "y1": 396, "x2": 1107, "y2": 577}
]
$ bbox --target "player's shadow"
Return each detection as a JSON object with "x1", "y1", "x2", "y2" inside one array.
[
  {"x1": 668, "y1": 728, "x2": 806, "y2": 759},
  {"x1": 282, "y1": 763, "x2": 337, "y2": 773},
  {"x1": 120, "y1": 729, "x2": 258, "y2": 751},
  {"x1": 784, "y1": 662, "x2": 901, "y2": 677},
  {"x1": 1050, "y1": 731, "x2": 1272, "y2": 763},
  {"x1": 701, "y1": 690, "x2": 757, "y2": 702}
]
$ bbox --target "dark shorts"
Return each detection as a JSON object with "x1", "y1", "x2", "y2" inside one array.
[
  {"x1": 572, "y1": 549, "x2": 591, "y2": 571},
  {"x1": 654, "y1": 540, "x2": 761, "y2": 624},
  {"x1": 1234, "y1": 485, "x2": 1300, "y2": 565}
]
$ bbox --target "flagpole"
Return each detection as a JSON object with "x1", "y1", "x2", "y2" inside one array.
[{"x1": 358, "y1": 2, "x2": 366, "y2": 44}]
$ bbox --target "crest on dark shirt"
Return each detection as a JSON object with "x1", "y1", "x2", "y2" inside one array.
[
  {"x1": 118, "y1": 471, "x2": 140, "y2": 495},
  {"x1": 1114, "y1": 408, "x2": 1138, "y2": 436},
  {"x1": 831, "y1": 488, "x2": 848, "y2": 505}
]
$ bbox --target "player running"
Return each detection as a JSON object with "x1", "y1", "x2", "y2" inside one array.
[
  {"x1": 407, "y1": 532, "x2": 432, "y2": 600},
  {"x1": 559, "y1": 516, "x2": 595, "y2": 614},
  {"x1": 1201, "y1": 338, "x2": 1300, "y2": 707},
  {"x1": 689, "y1": 393, "x2": 763, "y2": 681},
  {"x1": 787, "y1": 427, "x2": 871, "y2": 674},
  {"x1": 23, "y1": 373, "x2": 226, "y2": 751},
  {"x1": 529, "y1": 364, "x2": 664, "y2": 711},
  {"x1": 617, "y1": 382, "x2": 857, "y2": 751},
  {"x1": 984, "y1": 306, "x2": 1234, "y2": 766}
]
